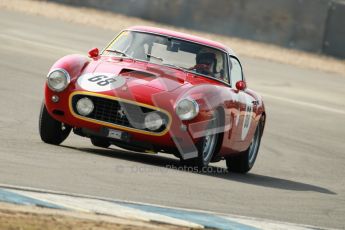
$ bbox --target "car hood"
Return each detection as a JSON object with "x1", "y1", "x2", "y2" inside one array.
[{"x1": 78, "y1": 57, "x2": 188, "y2": 93}]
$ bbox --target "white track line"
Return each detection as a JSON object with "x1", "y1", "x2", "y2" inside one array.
[
  {"x1": 263, "y1": 93, "x2": 345, "y2": 115},
  {"x1": 0, "y1": 33, "x2": 80, "y2": 53}
]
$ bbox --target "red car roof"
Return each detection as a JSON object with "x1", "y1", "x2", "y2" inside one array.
[{"x1": 127, "y1": 26, "x2": 234, "y2": 55}]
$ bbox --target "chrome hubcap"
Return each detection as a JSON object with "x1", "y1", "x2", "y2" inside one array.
[
  {"x1": 202, "y1": 120, "x2": 217, "y2": 163},
  {"x1": 61, "y1": 123, "x2": 66, "y2": 131}
]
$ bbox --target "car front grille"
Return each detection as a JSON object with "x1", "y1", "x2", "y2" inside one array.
[{"x1": 71, "y1": 94, "x2": 169, "y2": 134}]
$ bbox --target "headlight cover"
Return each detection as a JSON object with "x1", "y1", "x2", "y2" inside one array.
[
  {"x1": 175, "y1": 98, "x2": 199, "y2": 120},
  {"x1": 76, "y1": 97, "x2": 94, "y2": 116},
  {"x1": 144, "y1": 112, "x2": 163, "y2": 131},
  {"x1": 47, "y1": 69, "x2": 70, "y2": 92}
]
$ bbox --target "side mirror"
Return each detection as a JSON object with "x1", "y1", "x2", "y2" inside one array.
[
  {"x1": 88, "y1": 47, "x2": 99, "y2": 58},
  {"x1": 235, "y1": 80, "x2": 246, "y2": 91}
]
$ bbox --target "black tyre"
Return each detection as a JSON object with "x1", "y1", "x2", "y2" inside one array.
[
  {"x1": 91, "y1": 137, "x2": 111, "y2": 148},
  {"x1": 39, "y1": 102, "x2": 71, "y2": 145},
  {"x1": 226, "y1": 117, "x2": 263, "y2": 173},
  {"x1": 182, "y1": 111, "x2": 220, "y2": 170}
]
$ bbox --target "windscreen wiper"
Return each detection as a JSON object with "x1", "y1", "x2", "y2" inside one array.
[
  {"x1": 146, "y1": 53, "x2": 186, "y2": 73},
  {"x1": 105, "y1": 49, "x2": 132, "y2": 58},
  {"x1": 146, "y1": 53, "x2": 164, "y2": 62},
  {"x1": 162, "y1": 63, "x2": 187, "y2": 73}
]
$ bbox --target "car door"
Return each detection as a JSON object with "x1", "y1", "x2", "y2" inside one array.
[{"x1": 229, "y1": 56, "x2": 256, "y2": 147}]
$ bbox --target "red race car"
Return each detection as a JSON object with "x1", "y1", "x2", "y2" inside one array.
[{"x1": 39, "y1": 26, "x2": 266, "y2": 173}]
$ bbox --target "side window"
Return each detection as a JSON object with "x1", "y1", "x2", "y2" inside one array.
[{"x1": 229, "y1": 57, "x2": 243, "y2": 87}]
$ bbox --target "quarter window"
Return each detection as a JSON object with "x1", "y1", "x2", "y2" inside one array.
[{"x1": 229, "y1": 57, "x2": 243, "y2": 87}]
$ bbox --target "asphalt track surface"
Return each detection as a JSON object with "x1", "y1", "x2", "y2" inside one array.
[{"x1": 0, "y1": 9, "x2": 344, "y2": 229}]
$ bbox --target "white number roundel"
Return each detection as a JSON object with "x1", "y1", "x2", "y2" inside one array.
[{"x1": 77, "y1": 73, "x2": 126, "y2": 92}]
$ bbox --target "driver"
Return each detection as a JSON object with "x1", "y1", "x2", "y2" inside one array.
[{"x1": 193, "y1": 52, "x2": 217, "y2": 77}]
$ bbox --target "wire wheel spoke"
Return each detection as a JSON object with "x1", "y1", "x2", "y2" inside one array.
[{"x1": 202, "y1": 120, "x2": 217, "y2": 162}]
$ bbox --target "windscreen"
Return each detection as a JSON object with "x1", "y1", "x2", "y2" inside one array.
[{"x1": 104, "y1": 31, "x2": 229, "y2": 83}]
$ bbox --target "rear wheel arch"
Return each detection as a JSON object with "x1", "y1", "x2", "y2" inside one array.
[
  {"x1": 226, "y1": 114, "x2": 264, "y2": 173},
  {"x1": 259, "y1": 112, "x2": 266, "y2": 137}
]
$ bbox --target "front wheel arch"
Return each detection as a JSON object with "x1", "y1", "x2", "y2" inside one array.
[{"x1": 211, "y1": 107, "x2": 226, "y2": 162}]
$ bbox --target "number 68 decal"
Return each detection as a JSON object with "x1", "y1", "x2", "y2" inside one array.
[
  {"x1": 88, "y1": 75, "x2": 117, "y2": 86},
  {"x1": 77, "y1": 73, "x2": 126, "y2": 92}
]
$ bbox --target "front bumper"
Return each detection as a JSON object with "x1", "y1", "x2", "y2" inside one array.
[{"x1": 44, "y1": 88, "x2": 182, "y2": 148}]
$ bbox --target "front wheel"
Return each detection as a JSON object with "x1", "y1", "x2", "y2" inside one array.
[
  {"x1": 39, "y1": 102, "x2": 71, "y2": 145},
  {"x1": 226, "y1": 117, "x2": 263, "y2": 173},
  {"x1": 182, "y1": 111, "x2": 219, "y2": 170}
]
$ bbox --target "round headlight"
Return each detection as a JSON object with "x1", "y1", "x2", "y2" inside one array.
[
  {"x1": 47, "y1": 69, "x2": 70, "y2": 92},
  {"x1": 76, "y1": 97, "x2": 94, "y2": 116},
  {"x1": 144, "y1": 112, "x2": 163, "y2": 131},
  {"x1": 175, "y1": 98, "x2": 199, "y2": 120}
]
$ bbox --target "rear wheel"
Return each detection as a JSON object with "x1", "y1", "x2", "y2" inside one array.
[
  {"x1": 39, "y1": 102, "x2": 71, "y2": 145},
  {"x1": 90, "y1": 137, "x2": 111, "y2": 148},
  {"x1": 182, "y1": 111, "x2": 219, "y2": 170},
  {"x1": 226, "y1": 117, "x2": 263, "y2": 173}
]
